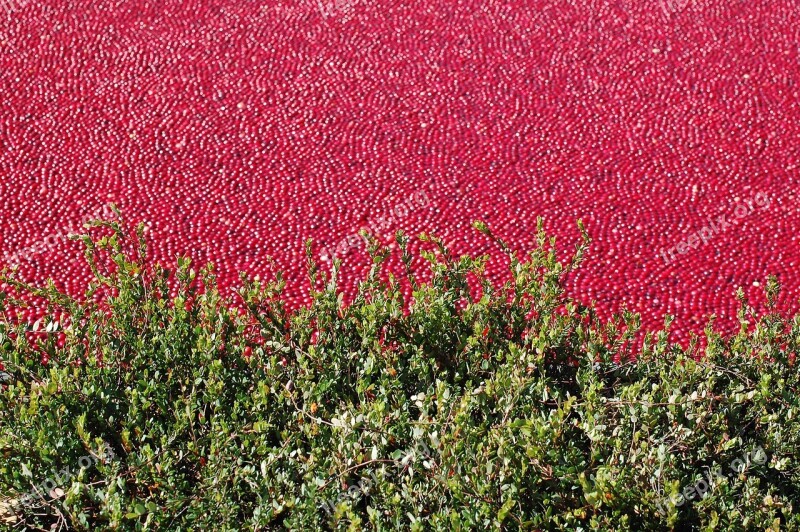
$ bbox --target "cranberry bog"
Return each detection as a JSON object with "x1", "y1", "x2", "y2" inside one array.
[{"x1": 1, "y1": 0, "x2": 798, "y2": 342}]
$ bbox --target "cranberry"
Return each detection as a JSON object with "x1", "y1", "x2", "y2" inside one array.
[{"x1": 0, "y1": 0, "x2": 796, "y2": 355}]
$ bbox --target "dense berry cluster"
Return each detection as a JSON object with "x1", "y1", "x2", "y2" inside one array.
[{"x1": 0, "y1": 0, "x2": 798, "y2": 341}]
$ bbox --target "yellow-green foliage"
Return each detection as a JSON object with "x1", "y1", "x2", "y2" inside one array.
[{"x1": 1, "y1": 215, "x2": 798, "y2": 530}]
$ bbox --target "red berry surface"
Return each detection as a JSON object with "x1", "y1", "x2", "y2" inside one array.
[{"x1": 1, "y1": 0, "x2": 798, "y2": 343}]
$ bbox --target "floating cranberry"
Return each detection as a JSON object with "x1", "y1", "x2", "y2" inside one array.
[{"x1": 0, "y1": 0, "x2": 796, "y2": 353}]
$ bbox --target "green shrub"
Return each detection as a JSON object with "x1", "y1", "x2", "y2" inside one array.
[{"x1": 1, "y1": 213, "x2": 799, "y2": 530}]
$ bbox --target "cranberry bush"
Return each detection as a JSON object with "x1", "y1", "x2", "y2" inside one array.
[{"x1": 1, "y1": 215, "x2": 799, "y2": 530}]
